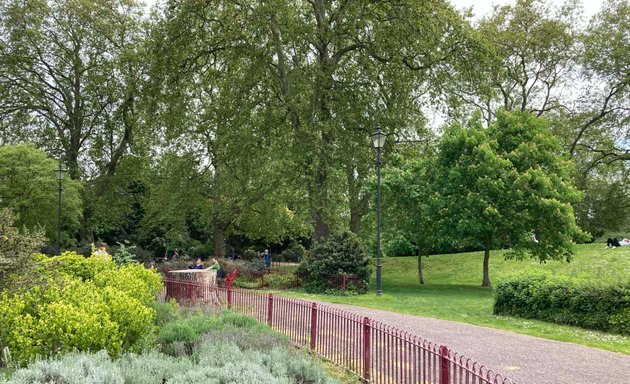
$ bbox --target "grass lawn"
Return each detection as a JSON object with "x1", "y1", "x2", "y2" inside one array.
[{"x1": 276, "y1": 243, "x2": 630, "y2": 354}]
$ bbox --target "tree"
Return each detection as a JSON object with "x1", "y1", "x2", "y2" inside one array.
[
  {"x1": 469, "y1": 0, "x2": 581, "y2": 124},
  {"x1": 465, "y1": 0, "x2": 630, "y2": 237},
  {"x1": 154, "y1": 0, "x2": 489, "y2": 248},
  {"x1": 380, "y1": 155, "x2": 437, "y2": 284},
  {"x1": 0, "y1": 0, "x2": 150, "y2": 242},
  {"x1": 0, "y1": 143, "x2": 81, "y2": 246},
  {"x1": 434, "y1": 111, "x2": 587, "y2": 287}
]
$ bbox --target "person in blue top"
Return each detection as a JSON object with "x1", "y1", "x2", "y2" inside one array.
[
  {"x1": 190, "y1": 258, "x2": 204, "y2": 269},
  {"x1": 263, "y1": 249, "x2": 271, "y2": 272}
]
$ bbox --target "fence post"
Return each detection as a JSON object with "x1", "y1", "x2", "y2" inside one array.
[
  {"x1": 187, "y1": 281, "x2": 192, "y2": 302},
  {"x1": 227, "y1": 285, "x2": 232, "y2": 309},
  {"x1": 267, "y1": 293, "x2": 273, "y2": 326},
  {"x1": 363, "y1": 317, "x2": 371, "y2": 382},
  {"x1": 261, "y1": 273, "x2": 265, "y2": 288},
  {"x1": 342, "y1": 274, "x2": 347, "y2": 289},
  {"x1": 310, "y1": 302, "x2": 317, "y2": 350},
  {"x1": 440, "y1": 345, "x2": 450, "y2": 384}
]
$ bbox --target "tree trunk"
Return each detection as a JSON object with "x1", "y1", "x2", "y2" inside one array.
[
  {"x1": 350, "y1": 209, "x2": 362, "y2": 234},
  {"x1": 417, "y1": 249, "x2": 424, "y2": 285},
  {"x1": 79, "y1": 209, "x2": 94, "y2": 244},
  {"x1": 213, "y1": 225, "x2": 225, "y2": 258},
  {"x1": 311, "y1": 207, "x2": 330, "y2": 242},
  {"x1": 482, "y1": 239, "x2": 491, "y2": 287},
  {"x1": 347, "y1": 164, "x2": 369, "y2": 235}
]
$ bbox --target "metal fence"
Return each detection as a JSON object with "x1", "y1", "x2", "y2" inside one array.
[{"x1": 163, "y1": 278, "x2": 515, "y2": 384}]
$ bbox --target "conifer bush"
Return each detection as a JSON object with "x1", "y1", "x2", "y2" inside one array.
[{"x1": 298, "y1": 231, "x2": 371, "y2": 294}]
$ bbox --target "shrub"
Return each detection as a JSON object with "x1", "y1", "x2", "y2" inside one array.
[
  {"x1": 118, "y1": 350, "x2": 192, "y2": 384},
  {"x1": 2, "y1": 351, "x2": 123, "y2": 384},
  {"x1": 37, "y1": 251, "x2": 114, "y2": 281},
  {"x1": 494, "y1": 273, "x2": 630, "y2": 335},
  {"x1": 2, "y1": 312, "x2": 339, "y2": 384},
  {"x1": 244, "y1": 258, "x2": 266, "y2": 275},
  {"x1": 279, "y1": 241, "x2": 305, "y2": 262},
  {"x1": 241, "y1": 248, "x2": 258, "y2": 261},
  {"x1": 0, "y1": 253, "x2": 162, "y2": 365},
  {"x1": 158, "y1": 315, "x2": 219, "y2": 356},
  {"x1": 0, "y1": 209, "x2": 44, "y2": 290},
  {"x1": 298, "y1": 231, "x2": 371, "y2": 294},
  {"x1": 153, "y1": 300, "x2": 180, "y2": 326},
  {"x1": 260, "y1": 273, "x2": 298, "y2": 289},
  {"x1": 112, "y1": 242, "x2": 136, "y2": 265},
  {"x1": 383, "y1": 233, "x2": 415, "y2": 257}
]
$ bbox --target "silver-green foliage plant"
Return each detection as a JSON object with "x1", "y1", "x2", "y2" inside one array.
[
  {"x1": 3, "y1": 351, "x2": 123, "y2": 384},
  {"x1": 1, "y1": 338, "x2": 340, "y2": 384}
]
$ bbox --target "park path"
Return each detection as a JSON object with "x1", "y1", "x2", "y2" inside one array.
[{"x1": 318, "y1": 302, "x2": 630, "y2": 384}]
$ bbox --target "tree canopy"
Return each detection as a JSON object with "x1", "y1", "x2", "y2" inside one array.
[{"x1": 0, "y1": 0, "x2": 627, "y2": 272}]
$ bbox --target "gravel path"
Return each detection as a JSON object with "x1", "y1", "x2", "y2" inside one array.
[{"x1": 319, "y1": 302, "x2": 630, "y2": 384}]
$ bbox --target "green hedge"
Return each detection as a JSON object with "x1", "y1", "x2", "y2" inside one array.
[{"x1": 494, "y1": 273, "x2": 630, "y2": 335}]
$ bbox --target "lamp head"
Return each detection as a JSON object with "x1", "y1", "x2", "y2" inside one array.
[{"x1": 371, "y1": 127, "x2": 387, "y2": 149}]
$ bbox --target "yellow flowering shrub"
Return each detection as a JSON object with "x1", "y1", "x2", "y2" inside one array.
[{"x1": 0, "y1": 252, "x2": 163, "y2": 365}]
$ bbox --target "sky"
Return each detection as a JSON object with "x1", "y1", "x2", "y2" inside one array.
[
  {"x1": 449, "y1": 0, "x2": 604, "y2": 20},
  {"x1": 145, "y1": 0, "x2": 605, "y2": 19}
]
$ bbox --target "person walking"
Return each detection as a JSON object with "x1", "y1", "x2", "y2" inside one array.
[{"x1": 263, "y1": 249, "x2": 271, "y2": 272}]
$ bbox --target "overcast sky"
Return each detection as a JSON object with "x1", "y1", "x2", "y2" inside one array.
[
  {"x1": 449, "y1": 0, "x2": 604, "y2": 20},
  {"x1": 145, "y1": 1, "x2": 605, "y2": 19}
]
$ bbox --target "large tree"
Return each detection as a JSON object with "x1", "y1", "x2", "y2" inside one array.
[
  {"x1": 155, "y1": 0, "x2": 487, "y2": 247},
  {"x1": 434, "y1": 111, "x2": 587, "y2": 287},
  {"x1": 0, "y1": 0, "x2": 149, "y2": 242}
]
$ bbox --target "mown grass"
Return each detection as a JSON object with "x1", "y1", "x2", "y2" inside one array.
[{"x1": 278, "y1": 243, "x2": 630, "y2": 354}]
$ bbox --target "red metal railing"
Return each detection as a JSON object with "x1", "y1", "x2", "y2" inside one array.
[{"x1": 163, "y1": 278, "x2": 515, "y2": 384}]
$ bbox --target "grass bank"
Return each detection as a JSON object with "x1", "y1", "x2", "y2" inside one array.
[{"x1": 278, "y1": 243, "x2": 630, "y2": 354}]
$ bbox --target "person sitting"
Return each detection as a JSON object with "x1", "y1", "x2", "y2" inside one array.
[
  {"x1": 606, "y1": 238, "x2": 630, "y2": 248},
  {"x1": 209, "y1": 258, "x2": 221, "y2": 270},
  {"x1": 189, "y1": 258, "x2": 204, "y2": 269}
]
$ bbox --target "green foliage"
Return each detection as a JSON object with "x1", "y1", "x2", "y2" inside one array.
[
  {"x1": 433, "y1": 111, "x2": 588, "y2": 286},
  {"x1": 0, "y1": 144, "x2": 82, "y2": 247},
  {"x1": 0, "y1": 209, "x2": 44, "y2": 290},
  {"x1": 260, "y1": 273, "x2": 299, "y2": 290},
  {"x1": 299, "y1": 231, "x2": 371, "y2": 294},
  {"x1": 157, "y1": 315, "x2": 219, "y2": 356},
  {"x1": 0, "y1": 311, "x2": 339, "y2": 383},
  {"x1": 494, "y1": 273, "x2": 630, "y2": 335},
  {"x1": 37, "y1": 251, "x2": 114, "y2": 282},
  {"x1": 112, "y1": 242, "x2": 136, "y2": 265},
  {"x1": 241, "y1": 248, "x2": 258, "y2": 261},
  {"x1": 152, "y1": 300, "x2": 180, "y2": 327},
  {"x1": 188, "y1": 242, "x2": 213, "y2": 261},
  {"x1": 0, "y1": 253, "x2": 162, "y2": 365},
  {"x1": 278, "y1": 241, "x2": 305, "y2": 262},
  {"x1": 383, "y1": 232, "x2": 416, "y2": 257}
]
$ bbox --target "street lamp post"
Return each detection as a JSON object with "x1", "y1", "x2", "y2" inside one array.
[
  {"x1": 371, "y1": 127, "x2": 387, "y2": 296},
  {"x1": 55, "y1": 162, "x2": 66, "y2": 254}
]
